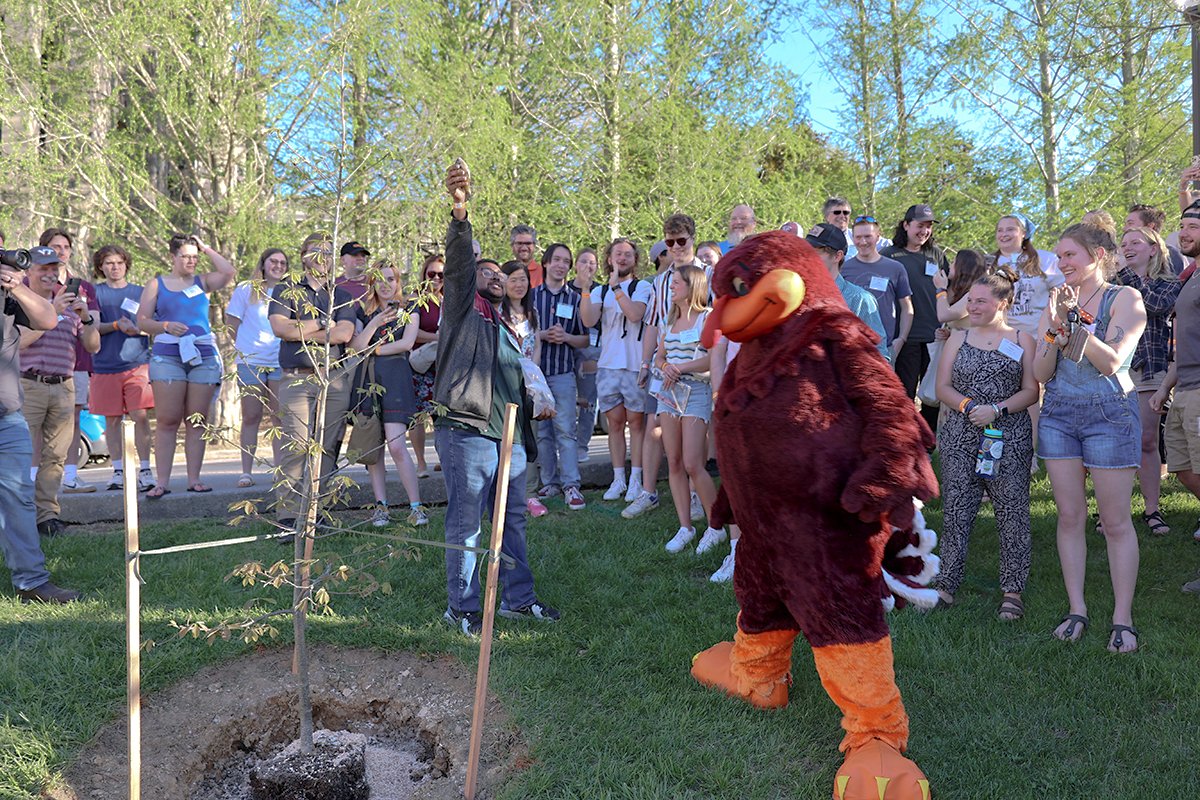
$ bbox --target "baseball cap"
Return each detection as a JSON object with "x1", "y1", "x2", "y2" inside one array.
[
  {"x1": 339, "y1": 241, "x2": 371, "y2": 257},
  {"x1": 780, "y1": 221, "x2": 803, "y2": 236},
  {"x1": 649, "y1": 240, "x2": 668, "y2": 264},
  {"x1": 29, "y1": 246, "x2": 61, "y2": 265},
  {"x1": 904, "y1": 204, "x2": 937, "y2": 223},
  {"x1": 805, "y1": 224, "x2": 847, "y2": 253},
  {"x1": 1183, "y1": 199, "x2": 1200, "y2": 220}
]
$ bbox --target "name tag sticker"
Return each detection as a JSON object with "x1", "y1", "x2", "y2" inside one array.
[
  {"x1": 120, "y1": 297, "x2": 141, "y2": 315},
  {"x1": 589, "y1": 329, "x2": 599, "y2": 347},
  {"x1": 998, "y1": 338, "x2": 1024, "y2": 362},
  {"x1": 182, "y1": 284, "x2": 203, "y2": 298},
  {"x1": 679, "y1": 327, "x2": 700, "y2": 344},
  {"x1": 556, "y1": 302, "x2": 574, "y2": 320},
  {"x1": 925, "y1": 262, "x2": 939, "y2": 276},
  {"x1": 869, "y1": 276, "x2": 889, "y2": 292}
]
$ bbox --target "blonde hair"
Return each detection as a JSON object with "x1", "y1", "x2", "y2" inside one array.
[
  {"x1": 1080, "y1": 210, "x2": 1118, "y2": 241},
  {"x1": 364, "y1": 259, "x2": 402, "y2": 315},
  {"x1": 667, "y1": 264, "x2": 711, "y2": 325},
  {"x1": 1121, "y1": 226, "x2": 1176, "y2": 283},
  {"x1": 994, "y1": 215, "x2": 1044, "y2": 278},
  {"x1": 1059, "y1": 222, "x2": 1118, "y2": 279}
]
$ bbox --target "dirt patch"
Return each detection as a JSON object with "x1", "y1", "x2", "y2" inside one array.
[{"x1": 50, "y1": 646, "x2": 524, "y2": 800}]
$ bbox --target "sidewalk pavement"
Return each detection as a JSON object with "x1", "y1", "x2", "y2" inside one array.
[{"x1": 59, "y1": 441, "x2": 621, "y2": 525}]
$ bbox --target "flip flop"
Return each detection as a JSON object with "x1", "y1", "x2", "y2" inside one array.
[
  {"x1": 236, "y1": 474, "x2": 255, "y2": 488},
  {"x1": 187, "y1": 484, "x2": 213, "y2": 493},
  {"x1": 1054, "y1": 613, "x2": 1089, "y2": 642},
  {"x1": 1108, "y1": 624, "x2": 1140, "y2": 654},
  {"x1": 146, "y1": 486, "x2": 171, "y2": 499}
]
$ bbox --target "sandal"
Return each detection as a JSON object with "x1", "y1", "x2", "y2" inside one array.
[
  {"x1": 187, "y1": 483, "x2": 213, "y2": 493},
  {"x1": 237, "y1": 474, "x2": 255, "y2": 488},
  {"x1": 1053, "y1": 613, "x2": 1088, "y2": 642},
  {"x1": 1108, "y1": 624, "x2": 1139, "y2": 654},
  {"x1": 146, "y1": 485, "x2": 171, "y2": 499},
  {"x1": 1093, "y1": 515, "x2": 1105, "y2": 536},
  {"x1": 998, "y1": 595, "x2": 1025, "y2": 621},
  {"x1": 1141, "y1": 510, "x2": 1170, "y2": 536}
]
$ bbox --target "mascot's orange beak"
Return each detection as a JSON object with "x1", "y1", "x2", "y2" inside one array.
[{"x1": 702, "y1": 270, "x2": 806, "y2": 346}]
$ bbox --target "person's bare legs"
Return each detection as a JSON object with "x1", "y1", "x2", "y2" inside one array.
[
  {"x1": 367, "y1": 459, "x2": 388, "y2": 503},
  {"x1": 659, "y1": 413, "x2": 690, "y2": 528},
  {"x1": 1045, "y1": 458, "x2": 1088, "y2": 640},
  {"x1": 104, "y1": 415, "x2": 125, "y2": 466},
  {"x1": 627, "y1": 410, "x2": 645, "y2": 470},
  {"x1": 605, "y1": 404, "x2": 628, "y2": 470},
  {"x1": 1092, "y1": 467, "x2": 1140, "y2": 652},
  {"x1": 385, "y1": 422, "x2": 421, "y2": 505},
  {"x1": 151, "y1": 380, "x2": 187, "y2": 491},
  {"x1": 682, "y1": 417, "x2": 717, "y2": 515},
  {"x1": 409, "y1": 421, "x2": 428, "y2": 473},
  {"x1": 183, "y1": 382, "x2": 218, "y2": 489},
  {"x1": 129, "y1": 407, "x2": 152, "y2": 465},
  {"x1": 1136, "y1": 392, "x2": 1162, "y2": 515},
  {"x1": 240, "y1": 389, "x2": 266, "y2": 476},
  {"x1": 640, "y1": 414, "x2": 663, "y2": 495}
]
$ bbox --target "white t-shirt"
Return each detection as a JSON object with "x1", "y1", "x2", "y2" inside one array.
[
  {"x1": 226, "y1": 281, "x2": 281, "y2": 367},
  {"x1": 999, "y1": 250, "x2": 1064, "y2": 335},
  {"x1": 591, "y1": 278, "x2": 654, "y2": 371}
]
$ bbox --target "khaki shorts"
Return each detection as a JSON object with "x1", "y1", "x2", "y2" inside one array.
[
  {"x1": 1165, "y1": 387, "x2": 1200, "y2": 473},
  {"x1": 1133, "y1": 368, "x2": 1166, "y2": 394},
  {"x1": 73, "y1": 370, "x2": 89, "y2": 406}
]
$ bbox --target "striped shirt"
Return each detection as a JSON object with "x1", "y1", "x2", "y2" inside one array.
[
  {"x1": 661, "y1": 311, "x2": 710, "y2": 382},
  {"x1": 532, "y1": 282, "x2": 583, "y2": 376},
  {"x1": 20, "y1": 307, "x2": 82, "y2": 377}
]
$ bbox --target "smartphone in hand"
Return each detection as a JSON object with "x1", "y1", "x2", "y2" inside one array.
[{"x1": 64, "y1": 277, "x2": 82, "y2": 296}]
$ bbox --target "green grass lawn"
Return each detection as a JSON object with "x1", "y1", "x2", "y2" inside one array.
[{"x1": 3, "y1": 471, "x2": 1200, "y2": 799}]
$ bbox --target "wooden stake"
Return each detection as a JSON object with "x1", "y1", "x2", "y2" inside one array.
[
  {"x1": 464, "y1": 403, "x2": 518, "y2": 800},
  {"x1": 122, "y1": 420, "x2": 142, "y2": 800}
]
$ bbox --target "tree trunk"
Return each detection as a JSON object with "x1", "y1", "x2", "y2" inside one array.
[
  {"x1": 889, "y1": 0, "x2": 908, "y2": 181},
  {"x1": 853, "y1": 0, "x2": 878, "y2": 209},
  {"x1": 1035, "y1": 0, "x2": 1060, "y2": 222},
  {"x1": 604, "y1": 0, "x2": 623, "y2": 239}
]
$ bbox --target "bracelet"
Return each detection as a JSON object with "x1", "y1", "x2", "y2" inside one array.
[
  {"x1": 958, "y1": 397, "x2": 972, "y2": 413},
  {"x1": 935, "y1": 290, "x2": 947, "y2": 298},
  {"x1": 992, "y1": 403, "x2": 1001, "y2": 418},
  {"x1": 452, "y1": 201, "x2": 466, "y2": 210}
]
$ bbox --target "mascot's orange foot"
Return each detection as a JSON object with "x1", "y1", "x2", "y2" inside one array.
[
  {"x1": 690, "y1": 641, "x2": 788, "y2": 709},
  {"x1": 834, "y1": 739, "x2": 929, "y2": 800}
]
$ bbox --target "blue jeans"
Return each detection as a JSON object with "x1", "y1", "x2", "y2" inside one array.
[
  {"x1": 435, "y1": 426, "x2": 538, "y2": 614},
  {"x1": 0, "y1": 413, "x2": 51, "y2": 591},
  {"x1": 536, "y1": 372, "x2": 581, "y2": 490}
]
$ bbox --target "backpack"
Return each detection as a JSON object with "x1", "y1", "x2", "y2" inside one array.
[{"x1": 595, "y1": 277, "x2": 645, "y2": 341}]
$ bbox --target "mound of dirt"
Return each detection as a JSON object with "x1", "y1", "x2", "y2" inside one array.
[{"x1": 49, "y1": 646, "x2": 525, "y2": 800}]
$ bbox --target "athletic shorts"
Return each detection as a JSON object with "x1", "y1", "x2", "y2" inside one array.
[
  {"x1": 89, "y1": 366, "x2": 154, "y2": 416},
  {"x1": 597, "y1": 368, "x2": 646, "y2": 414}
]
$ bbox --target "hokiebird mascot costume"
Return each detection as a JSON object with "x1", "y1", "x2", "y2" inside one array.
[{"x1": 691, "y1": 230, "x2": 941, "y2": 800}]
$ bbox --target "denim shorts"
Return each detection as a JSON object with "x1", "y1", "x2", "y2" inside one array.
[
  {"x1": 657, "y1": 378, "x2": 713, "y2": 423},
  {"x1": 1037, "y1": 391, "x2": 1141, "y2": 469},
  {"x1": 236, "y1": 362, "x2": 283, "y2": 389},
  {"x1": 149, "y1": 352, "x2": 223, "y2": 385}
]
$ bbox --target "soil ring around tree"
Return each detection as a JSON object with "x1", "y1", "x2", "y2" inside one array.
[{"x1": 48, "y1": 646, "x2": 526, "y2": 800}]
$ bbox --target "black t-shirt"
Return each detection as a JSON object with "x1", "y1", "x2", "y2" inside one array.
[
  {"x1": 269, "y1": 279, "x2": 357, "y2": 369},
  {"x1": 1, "y1": 295, "x2": 33, "y2": 415},
  {"x1": 881, "y1": 244, "x2": 948, "y2": 344}
]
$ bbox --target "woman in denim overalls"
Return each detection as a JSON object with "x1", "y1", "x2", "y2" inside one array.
[{"x1": 1034, "y1": 223, "x2": 1147, "y2": 654}]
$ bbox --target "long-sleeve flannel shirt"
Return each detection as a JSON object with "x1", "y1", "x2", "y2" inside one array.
[{"x1": 1115, "y1": 266, "x2": 1182, "y2": 376}]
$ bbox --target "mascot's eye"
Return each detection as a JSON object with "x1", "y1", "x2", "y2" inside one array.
[{"x1": 731, "y1": 276, "x2": 750, "y2": 297}]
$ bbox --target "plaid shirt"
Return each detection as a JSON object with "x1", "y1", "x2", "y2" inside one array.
[{"x1": 1116, "y1": 266, "x2": 1182, "y2": 375}]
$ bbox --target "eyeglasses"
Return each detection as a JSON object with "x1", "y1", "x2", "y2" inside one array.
[
  {"x1": 665, "y1": 237, "x2": 690, "y2": 248},
  {"x1": 512, "y1": 239, "x2": 535, "y2": 247},
  {"x1": 853, "y1": 215, "x2": 877, "y2": 224},
  {"x1": 830, "y1": 209, "x2": 852, "y2": 216},
  {"x1": 478, "y1": 266, "x2": 507, "y2": 281},
  {"x1": 304, "y1": 249, "x2": 333, "y2": 258}
]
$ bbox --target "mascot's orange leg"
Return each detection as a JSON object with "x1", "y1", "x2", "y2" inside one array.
[
  {"x1": 690, "y1": 625, "x2": 795, "y2": 709},
  {"x1": 812, "y1": 638, "x2": 929, "y2": 800}
]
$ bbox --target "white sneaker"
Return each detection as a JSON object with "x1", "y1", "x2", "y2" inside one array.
[
  {"x1": 137, "y1": 468, "x2": 155, "y2": 492},
  {"x1": 603, "y1": 478, "x2": 627, "y2": 501},
  {"x1": 407, "y1": 506, "x2": 430, "y2": 527},
  {"x1": 371, "y1": 505, "x2": 390, "y2": 528},
  {"x1": 621, "y1": 490, "x2": 658, "y2": 519},
  {"x1": 61, "y1": 476, "x2": 96, "y2": 494},
  {"x1": 665, "y1": 526, "x2": 696, "y2": 553},
  {"x1": 624, "y1": 480, "x2": 642, "y2": 503},
  {"x1": 710, "y1": 552, "x2": 736, "y2": 583},
  {"x1": 689, "y1": 492, "x2": 704, "y2": 521},
  {"x1": 695, "y1": 526, "x2": 727, "y2": 555}
]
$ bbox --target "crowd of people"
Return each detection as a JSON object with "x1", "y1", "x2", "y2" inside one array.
[{"x1": 2, "y1": 163, "x2": 1200, "y2": 653}]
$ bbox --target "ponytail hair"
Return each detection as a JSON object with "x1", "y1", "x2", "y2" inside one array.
[
  {"x1": 974, "y1": 265, "x2": 1019, "y2": 305},
  {"x1": 1059, "y1": 222, "x2": 1118, "y2": 279}
]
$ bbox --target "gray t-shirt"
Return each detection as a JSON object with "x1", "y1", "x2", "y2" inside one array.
[
  {"x1": 840, "y1": 255, "x2": 912, "y2": 340},
  {"x1": 1175, "y1": 273, "x2": 1200, "y2": 390},
  {"x1": 0, "y1": 294, "x2": 33, "y2": 416}
]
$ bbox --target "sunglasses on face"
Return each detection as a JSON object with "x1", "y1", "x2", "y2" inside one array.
[
  {"x1": 830, "y1": 209, "x2": 852, "y2": 216},
  {"x1": 426, "y1": 271, "x2": 444, "y2": 279},
  {"x1": 854, "y1": 215, "x2": 877, "y2": 224},
  {"x1": 665, "y1": 237, "x2": 690, "y2": 248}
]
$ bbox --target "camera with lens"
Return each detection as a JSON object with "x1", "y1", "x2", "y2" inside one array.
[{"x1": 0, "y1": 249, "x2": 32, "y2": 270}]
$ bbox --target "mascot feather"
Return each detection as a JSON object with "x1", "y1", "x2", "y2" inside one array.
[{"x1": 689, "y1": 231, "x2": 940, "y2": 800}]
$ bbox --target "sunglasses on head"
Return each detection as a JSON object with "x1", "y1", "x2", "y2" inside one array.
[
  {"x1": 665, "y1": 237, "x2": 690, "y2": 248},
  {"x1": 830, "y1": 209, "x2": 852, "y2": 216},
  {"x1": 854, "y1": 215, "x2": 877, "y2": 224}
]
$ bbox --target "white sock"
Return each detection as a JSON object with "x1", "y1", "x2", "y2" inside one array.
[
  {"x1": 64, "y1": 464, "x2": 77, "y2": 482},
  {"x1": 112, "y1": 459, "x2": 124, "y2": 473},
  {"x1": 630, "y1": 467, "x2": 643, "y2": 485},
  {"x1": 140, "y1": 460, "x2": 151, "y2": 472},
  {"x1": 31, "y1": 467, "x2": 38, "y2": 482},
  {"x1": 613, "y1": 467, "x2": 626, "y2": 483}
]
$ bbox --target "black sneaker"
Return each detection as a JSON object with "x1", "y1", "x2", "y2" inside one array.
[
  {"x1": 443, "y1": 608, "x2": 483, "y2": 636},
  {"x1": 37, "y1": 519, "x2": 65, "y2": 537},
  {"x1": 498, "y1": 600, "x2": 560, "y2": 622}
]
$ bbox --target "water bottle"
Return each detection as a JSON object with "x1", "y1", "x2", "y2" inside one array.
[{"x1": 975, "y1": 426, "x2": 1004, "y2": 479}]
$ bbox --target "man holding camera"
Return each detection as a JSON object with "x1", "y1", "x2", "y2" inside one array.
[
  {"x1": 0, "y1": 248, "x2": 81, "y2": 602},
  {"x1": 20, "y1": 247, "x2": 100, "y2": 536}
]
